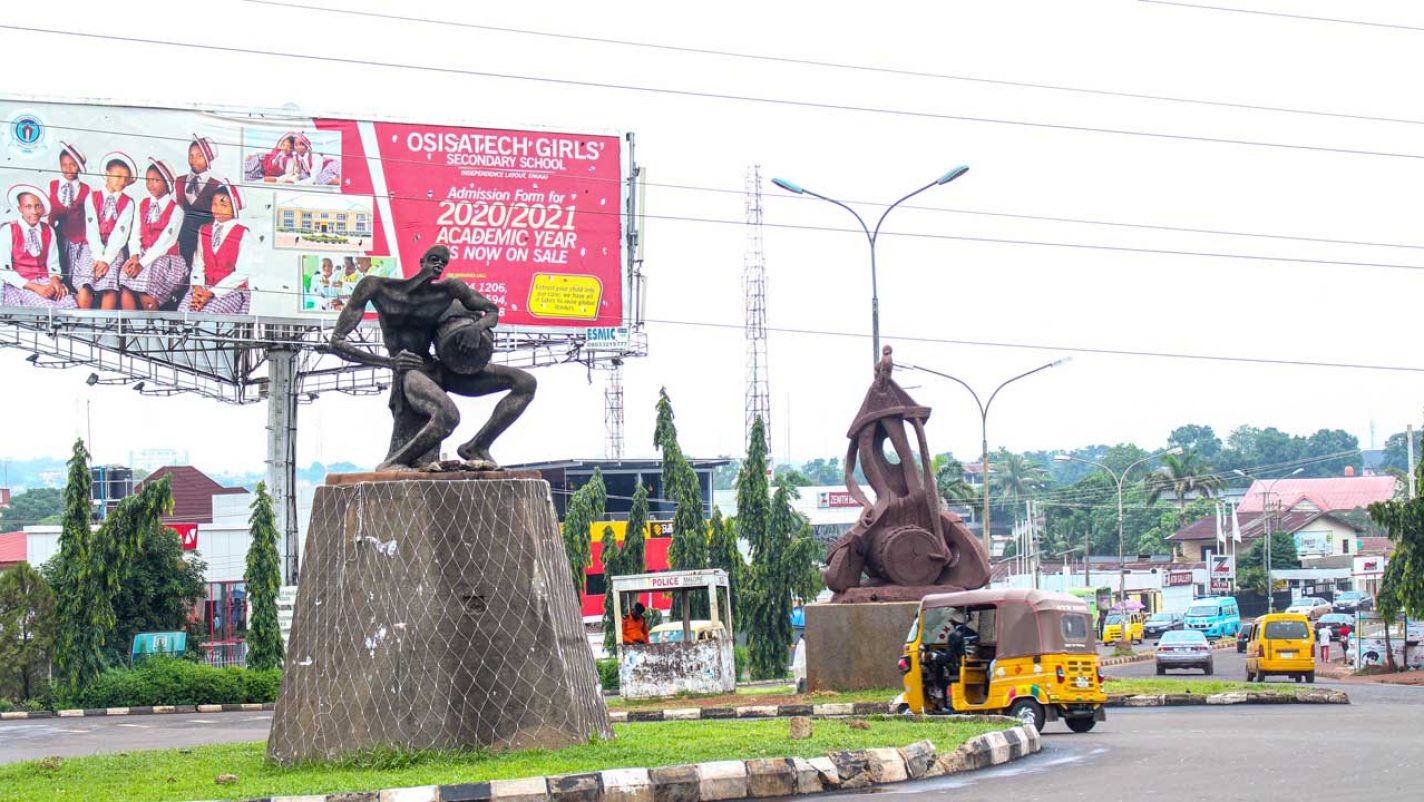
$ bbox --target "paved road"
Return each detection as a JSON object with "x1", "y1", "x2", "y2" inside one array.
[
  {"x1": 0, "y1": 712, "x2": 273, "y2": 764},
  {"x1": 819, "y1": 646, "x2": 1424, "y2": 800}
]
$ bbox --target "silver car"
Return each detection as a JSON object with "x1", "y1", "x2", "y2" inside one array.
[{"x1": 1155, "y1": 629, "x2": 1214, "y2": 675}]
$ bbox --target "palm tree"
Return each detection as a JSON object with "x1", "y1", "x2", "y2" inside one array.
[
  {"x1": 1143, "y1": 451, "x2": 1225, "y2": 509},
  {"x1": 992, "y1": 452, "x2": 1048, "y2": 515},
  {"x1": 932, "y1": 454, "x2": 977, "y2": 504}
]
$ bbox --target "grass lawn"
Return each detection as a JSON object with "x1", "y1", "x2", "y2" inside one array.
[
  {"x1": 607, "y1": 686, "x2": 897, "y2": 710},
  {"x1": 1106, "y1": 678, "x2": 1310, "y2": 696},
  {"x1": 0, "y1": 717, "x2": 1004, "y2": 802}
]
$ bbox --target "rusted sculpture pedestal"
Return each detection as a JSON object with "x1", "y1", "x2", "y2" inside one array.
[
  {"x1": 267, "y1": 472, "x2": 612, "y2": 764},
  {"x1": 804, "y1": 602, "x2": 919, "y2": 692}
]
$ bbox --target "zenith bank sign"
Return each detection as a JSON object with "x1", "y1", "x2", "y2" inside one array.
[{"x1": 817, "y1": 491, "x2": 860, "y2": 509}]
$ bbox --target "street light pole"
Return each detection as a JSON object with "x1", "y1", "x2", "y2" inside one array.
[
  {"x1": 1260, "y1": 468, "x2": 1304, "y2": 613},
  {"x1": 771, "y1": 167, "x2": 969, "y2": 364},
  {"x1": 904, "y1": 358, "x2": 1071, "y2": 557},
  {"x1": 1056, "y1": 447, "x2": 1183, "y2": 616}
]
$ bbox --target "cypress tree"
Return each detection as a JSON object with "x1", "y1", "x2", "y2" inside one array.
[
  {"x1": 245, "y1": 483, "x2": 285, "y2": 671},
  {"x1": 56, "y1": 476, "x2": 172, "y2": 693},
  {"x1": 562, "y1": 486, "x2": 594, "y2": 596},
  {"x1": 53, "y1": 439, "x2": 94, "y2": 693},
  {"x1": 600, "y1": 524, "x2": 622, "y2": 654},
  {"x1": 707, "y1": 507, "x2": 744, "y2": 619},
  {"x1": 622, "y1": 482, "x2": 649, "y2": 576}
]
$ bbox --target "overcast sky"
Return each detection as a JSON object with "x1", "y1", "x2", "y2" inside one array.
[{"x1": 3, "y1": 0, "x2": 1424, "y2": 476}]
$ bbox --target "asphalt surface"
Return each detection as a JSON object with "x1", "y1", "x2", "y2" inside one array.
[
  {"x1": 0, "y1": 712, "x2": 274, "y2": 764},
  {"x1": 2, "y1": 647, "x2": 1419, "y2": 801}
]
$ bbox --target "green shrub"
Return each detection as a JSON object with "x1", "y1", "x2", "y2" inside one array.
[
  {"x1": 734, "y1": 645, "x2": 749, "y2": 682},
  {"x1": 595, "y1": 658, "x2": 619, "y2": 693},
  {"x1": 56, "y1": 657, "x2": 281, "y2": 709}
]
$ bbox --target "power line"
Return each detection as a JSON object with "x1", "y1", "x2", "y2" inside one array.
[
  {"x1": 8, "y1": 117, "x2": 1424, "y2": 256},
  {"x1": 3, "y1": 23, "x2": 1424, "y2": 164},
  {"x1": 246, "y1": 0, "x2": 1424, "y2": 128},
  {"x1": 15, "y1": 160, "x2": 1424, "y2": 278},
  {"x1": 1139, "y1": 1, "x2": 1424, "y2": 33},
  {"x1": 639, "y1": 316, "x2": 1424, "y2": 374}
]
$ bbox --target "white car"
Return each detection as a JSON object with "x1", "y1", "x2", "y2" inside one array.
[{"x1": 1284, "y1": 597, "x2": 1332, "y2": 620}]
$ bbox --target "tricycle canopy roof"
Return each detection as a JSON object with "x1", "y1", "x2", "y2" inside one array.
[
  {"x1": 920, "y1": 588, "x2": 1093, "y2": 659},
  {"x1": 611, "y1": 569, "x2": 729, "y2": 594}
]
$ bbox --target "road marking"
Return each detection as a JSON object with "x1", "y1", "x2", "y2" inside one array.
[
  {"x1": 188, "y1": 719, "x2": 219, "y2": 724},
  {"x1": 115, "y1": 723, "x2": 152, "y2": 729}
]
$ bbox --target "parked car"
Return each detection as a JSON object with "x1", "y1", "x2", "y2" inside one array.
[
  {"x1": 1156, "y1": 629, "x2": 1214, "y2": 675},
  {"x1": 1284, "y1": 597, "x2": 1332, "y2": 620},
  {"x1": 1143, "y1": 611, "x2": 1185, "y2": 639},
  {"x1": 1315, "y1": 613, "x2": 1353, "y2": 642},
  {"x1": 1184, "y1": 596, "x2": 1242, "y2": 638},
  {"x1": 1236, "y1": 622, "x2": 1255, "y2": 654},
  {"x1": 1333, "y1": 591, "x2": 1373, "y2": 614}
]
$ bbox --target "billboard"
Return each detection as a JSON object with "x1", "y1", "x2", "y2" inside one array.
[{"x1": 0, "y1": 97, "x2": 625, "y2": 329}]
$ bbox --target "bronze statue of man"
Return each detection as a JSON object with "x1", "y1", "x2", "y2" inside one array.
[{"x1": 329, "y1": 245, "x2": 536, "y2": 471}]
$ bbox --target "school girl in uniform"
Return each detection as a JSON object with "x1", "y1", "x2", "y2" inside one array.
[
  {"x1": 74, "y1": 152, "x2": 137, "y2": 310},
  {"x1": 292, "y1": 133, "x2": 339, "y2": 186},
  {"x1": 0, "y1": 184, "x2": 76, "y2": 309},
  {"x1": 262, "y1": 132, "x2": 297, "y2": 181},
  {"x1": 120, "y1": 158, "x2": 188, "y2": 311},
  {"x1": 47, "y1": 141, "x2": 91, "y2": 281},
  {"x1": 179, "y1": 181, "x2": 250, "y2": 315},
  {"x1": 175, "y1": 135, "x2": 221, "y2": 267}
]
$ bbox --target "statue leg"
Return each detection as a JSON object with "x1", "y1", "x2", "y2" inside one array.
[
  {"x1": 377, "y1": 370, "x2": 460, "y2": 471},
  {"x1": 444, "y1": 364, "x2": 537, "y2": 466}
]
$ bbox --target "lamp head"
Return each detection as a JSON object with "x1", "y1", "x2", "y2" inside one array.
[
  {"x1": 1049, "y1": 356, "x2": 1073, "y2": 368},
  {"x1": 1289, "y1": 467, "x2": 1305, "y2": 477},
  {"x1": 937, "y1": 165, "x2": 970, "y2": 185},
  {"x1": 1232, "y1": 469, "x2": 1248, "y2": 478},
  {"x1": 1166, "y1": 446, "x2": 1185, "y2": 456},
  {"x1": 771, "y1": 177, "x2": 804, "y2": 194},
  {"x1": 132, "y1": 381, "x2": 145, "y2": 393},
  {"x1": 86, "y1": 373, "x2": 99, "y2": 386},
  {"x1": 1053, "y1": 455, "x2": 1072, "y2": 463}
]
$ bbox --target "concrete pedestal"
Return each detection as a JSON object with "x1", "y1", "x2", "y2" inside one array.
[
  {"x1": 804, "y1": 602, "x2": 919, "y2": 692},
  {"x1": 267, "y1": 474, "x2": 612, "y2": 764}
]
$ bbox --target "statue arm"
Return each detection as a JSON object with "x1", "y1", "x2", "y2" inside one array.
[
  {"x1": 328, "y1": 279, "x2": 392, "y2": 368},
  {"x1": 448, "y1": 281, "x2": 500, "y2": 329}
]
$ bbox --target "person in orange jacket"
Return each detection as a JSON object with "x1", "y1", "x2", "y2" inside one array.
[{"x1": 622, "y1": 602, "x2": 649, "y2": 645}]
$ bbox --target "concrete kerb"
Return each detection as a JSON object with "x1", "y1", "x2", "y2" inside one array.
[
  {"x1": 0, "y1": 702, "x2": 276, "y2": 721},
  {"x1": 1104, "y1": 688, "x2": 1349, "y2": 707},
  {"x1": 174, "y1": 718, "x2": 1043, "y2": 802}
]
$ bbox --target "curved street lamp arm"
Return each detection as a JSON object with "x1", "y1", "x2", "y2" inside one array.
[
  {"x1": 871, "y1": 179, "x2": 940, "y2": 243},
  {"x1": 983, "y1": 360, "x2": 1063, "y2": 419},
  {"x1": 800, "y1": 188, "x2": 873, "y2": 242},
  {"x1": 1059, "y1": 454, "x2": 1119, "y2": 485},
  {"x1": 901, "y1": 363, "x2": 986, "y2": 419}
]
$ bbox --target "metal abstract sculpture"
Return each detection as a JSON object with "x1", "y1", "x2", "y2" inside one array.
[
  {"x1": 328, "y1": 245, "x2": 536, "y2": 471},
  {"x1": 823, "y1": 346, "x2": 991, "y2": 602}
]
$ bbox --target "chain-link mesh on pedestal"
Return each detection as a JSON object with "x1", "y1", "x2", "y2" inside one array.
[{"x1": 267, "y1": 477, "x2": 612, "y2": 764}]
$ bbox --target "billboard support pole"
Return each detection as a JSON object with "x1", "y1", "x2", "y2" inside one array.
[{"x1": 266, "y1": 348, "x2": 300, "y2": 585}]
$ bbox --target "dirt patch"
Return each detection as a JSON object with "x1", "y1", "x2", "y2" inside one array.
[{"x1": 1314, "y1": 661, "x2": 1424, "y2": 685}]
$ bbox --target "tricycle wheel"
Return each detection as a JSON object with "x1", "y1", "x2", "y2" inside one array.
[
  {"x1": 1007, "y1": 698, "x2": 1045, "y2": 732},
  {"x1": 1065, "y1": 716, "x2": 1096, "y2": 733},
  {"x1": 1306, "y1": 671, "x2": 1316, "y2": 684},
  {"x1": 895, "y1": 702, "x2": 911, "y2": 715}
]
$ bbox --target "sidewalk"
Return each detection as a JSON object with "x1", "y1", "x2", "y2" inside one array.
[{"x1": 1315, "y1": 660, "x2": 1424, "y2": 686}]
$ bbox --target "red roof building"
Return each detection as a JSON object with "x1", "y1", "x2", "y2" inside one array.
[
  {"x1": 1235, "y1": 477, "x2": 1396, "y2": 514},
  {"x1": 139, "y1": 466, "x2": 247, "y2": 524},
  {"x1": 0, "y1": 530, "x2": 27, "y2": 570}
]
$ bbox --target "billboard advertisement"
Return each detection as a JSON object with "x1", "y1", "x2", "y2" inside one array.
[{"x1": 0, "y1": 97, "x2": 625, "y2": 329}]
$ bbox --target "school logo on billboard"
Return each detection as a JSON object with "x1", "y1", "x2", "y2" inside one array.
[{"x1": 6, "y1": 110, "x2": 46, "y2": 155}]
